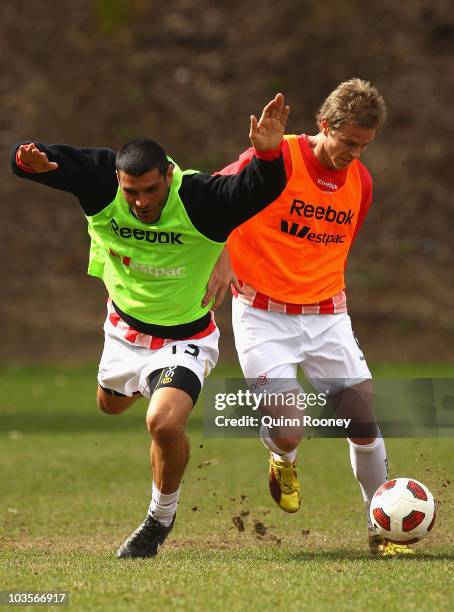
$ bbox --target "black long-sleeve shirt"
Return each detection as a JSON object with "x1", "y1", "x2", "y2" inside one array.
[
  {"x1": 11, "y1": 142, "x2": 286, "y2": 242},
  {"x1": 10, "y1": 142, "x2": 286, "y2": 337}
]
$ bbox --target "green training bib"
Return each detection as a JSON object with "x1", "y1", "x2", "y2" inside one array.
[{"x1": 86, "y1": 162, "x2": 224, "y2": 325}]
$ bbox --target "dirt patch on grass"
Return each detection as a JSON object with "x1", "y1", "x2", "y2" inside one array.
[{"x1": 2, "y1": 522, "x2": 451, "y2": 556}]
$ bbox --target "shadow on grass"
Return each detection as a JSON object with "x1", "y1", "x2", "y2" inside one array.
[
  {"x1": 155, "y1": 546, "x2": 454, "y2": 563},
  {"x1": 2, "y1": 544, "x2": 453, "y2": 564},
  {"x1": 286, "y1": 548, "x2": 454, "y2": 561}
]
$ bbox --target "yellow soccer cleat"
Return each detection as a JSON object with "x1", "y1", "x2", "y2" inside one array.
[
  {"x1": 368, "y1": 529, "x2": 415, "y2": 557},
  {"x1": 268, "y1": 454, "x2": 301, "y2": 513},
  {"x1": 380, "y1": 541, "x2": 416, "y2": 557}
]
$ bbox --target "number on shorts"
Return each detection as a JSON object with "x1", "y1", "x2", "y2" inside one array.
[
  {"x1": 184, "y1": 344, "x2": 200, "y2": 358},
  {"x1": 170, "y1": 344, "x2": 200, "y2": 358}
]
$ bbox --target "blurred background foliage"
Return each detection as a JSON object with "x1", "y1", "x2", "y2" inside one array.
[{"x1": 1, "y1": 0, "x2": 453, "y2": 362}]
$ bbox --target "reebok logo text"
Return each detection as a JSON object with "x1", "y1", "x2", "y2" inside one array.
[
  {"x1": 290, "y1": 199, "x2": 355, "y2": 225},
  {"x1": 317, "y1": 177, "x2": 338, "y2": 190},
  {"x1": 111, "y1": 219, "x2": 183, "y2": 244}
]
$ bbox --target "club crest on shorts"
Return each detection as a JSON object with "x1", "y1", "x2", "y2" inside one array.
[{"x1": 161, "y1": 366, "x2": 177, "y2": 384}]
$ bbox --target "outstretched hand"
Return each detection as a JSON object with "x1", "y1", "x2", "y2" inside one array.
[
  {"x1": 249, "y1": 93, "x2": 290, "y2": 152},
  {"x1": 17, "y1": 143, "x2": 59, "y2": 172}
]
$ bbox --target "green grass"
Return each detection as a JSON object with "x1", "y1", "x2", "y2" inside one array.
[{"x1": 1, "y1": 364, "x2": 453, "y2": 611}]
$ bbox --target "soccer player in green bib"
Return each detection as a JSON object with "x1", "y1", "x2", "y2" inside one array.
[{"x1": 11, "y1": 93, "x2": 290, "y2": 558}]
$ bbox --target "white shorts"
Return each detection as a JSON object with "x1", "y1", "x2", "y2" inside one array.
[
  {"x1": 232, "y1": 299, "x2": 371, "y2": 395},
  {"x1": 98, "y1": 304, "x2": 220, "y2": 398}
]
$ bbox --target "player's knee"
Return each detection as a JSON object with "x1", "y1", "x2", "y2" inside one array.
[
  {"x1": 284, "y1": 435, "x2": 302, "y2": 450},
  {"x1": 349, "y1": 436, "x2": 377, "y2": 445},
  {"x1": 274, "y1": 434, "x2": 301, "y2": 451},
  {"x1": 97, "y1": 395, "x2": 122, "y2": 415},
  {"x1": 146, "y1": 412, "x2": 184, "y2": 442},
  {"x1": 346, "y1": 420, "x2": 379, "y2": 441}
]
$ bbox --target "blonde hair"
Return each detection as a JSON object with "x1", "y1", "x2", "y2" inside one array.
[{"x1": 316, "y1": 78, "x2": 387, "y2": 132}]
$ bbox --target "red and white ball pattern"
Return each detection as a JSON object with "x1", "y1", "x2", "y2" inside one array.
[{"x1": 370, "y1": 478, "x2": 436, "y2": 543}]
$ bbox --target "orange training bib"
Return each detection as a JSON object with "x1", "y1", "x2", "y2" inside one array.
[{"x1": 228, "y1": 135, "x2": 362, "y2": 304}]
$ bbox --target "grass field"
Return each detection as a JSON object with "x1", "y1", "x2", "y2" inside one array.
[{"x1": 1, "y1": 363, "x2": 453, "y2": 611}]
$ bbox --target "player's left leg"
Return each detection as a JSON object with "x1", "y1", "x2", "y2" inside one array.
[
  {"x1": 145, "y1": 367, "x2": 202, "y2": 517},
  {"x1": 116, "y1": 325, "x2": 219, "y2": 559},
  {"x1": 146, "y1": 387, "x2": 192, "y2": 494},
  {"x1": 301, "y1": 313, "x2": 412, "y2": 554},
  {"x1": 328, "y1": 378, "x2": 386, "y2": 509},
  {"x1": 116, "y1": 368, "x2": 201, "y2": 559},
  {"x1": 327, "y1": 379, "x2": 391, "y2": 553}
]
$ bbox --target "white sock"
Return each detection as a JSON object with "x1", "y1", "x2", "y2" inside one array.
[
  {"x1": 260, "y1": 425, "x2": 298, "y2": 463},
  {"x1": 349, "y1": 436, "x2": 388, "y2": 528},
  {"x1": 148, "y1": 483, "x2": 180, "y2": 527}
]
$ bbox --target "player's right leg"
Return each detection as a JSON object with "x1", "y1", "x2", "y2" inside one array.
[
  {"x1": 302, "y1": 313, "x2": 414, "y2": 556},
  {"x1": 232, "y1": 298, "x2": 303, "y2": 513}
]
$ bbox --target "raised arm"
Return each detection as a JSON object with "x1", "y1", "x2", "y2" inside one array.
[
  {"x1": 16, "y1": 142, "x2": 59, "y2": 172},
  {"x1": 249, "y1": 93, "x2": 290, "y2": 152},
  {"x1": 180, "y1": 93, "x2": 290, "y2": 243},
  {"x1": 10, "y1": 142, "x2": 118, "y2": 215}
]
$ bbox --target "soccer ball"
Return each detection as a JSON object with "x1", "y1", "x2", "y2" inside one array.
[{"x1": 370, "y1": 478, "x2": 436, "y2": 543}]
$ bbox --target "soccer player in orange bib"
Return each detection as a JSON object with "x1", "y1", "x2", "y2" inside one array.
[{"x1": 217, "y1": 79, "x2": 413, "y2": 556}]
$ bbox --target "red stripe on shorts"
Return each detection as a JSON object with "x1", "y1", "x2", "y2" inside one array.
[
  {"x1": 109, "y1": 311, "x2": 121, "y2": 327},
  {"x1": 251, "y1": 290, "x2": 271, "y2": 310},
  {"x1": 285, "y1": 303, "x2": 304, "y2": 315},
  {"x1": 318, "y1": 297, "x2": 335, "y2": 314},
  {"x1": 233, "y1": 281, "x2": 346, "y2": 315},
  {"x1": 150, "y1": 336, "x2": 167, "y2": 349},
  {"x1": 107, "y1": 299, "x2": 215, "y2": 349}
]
